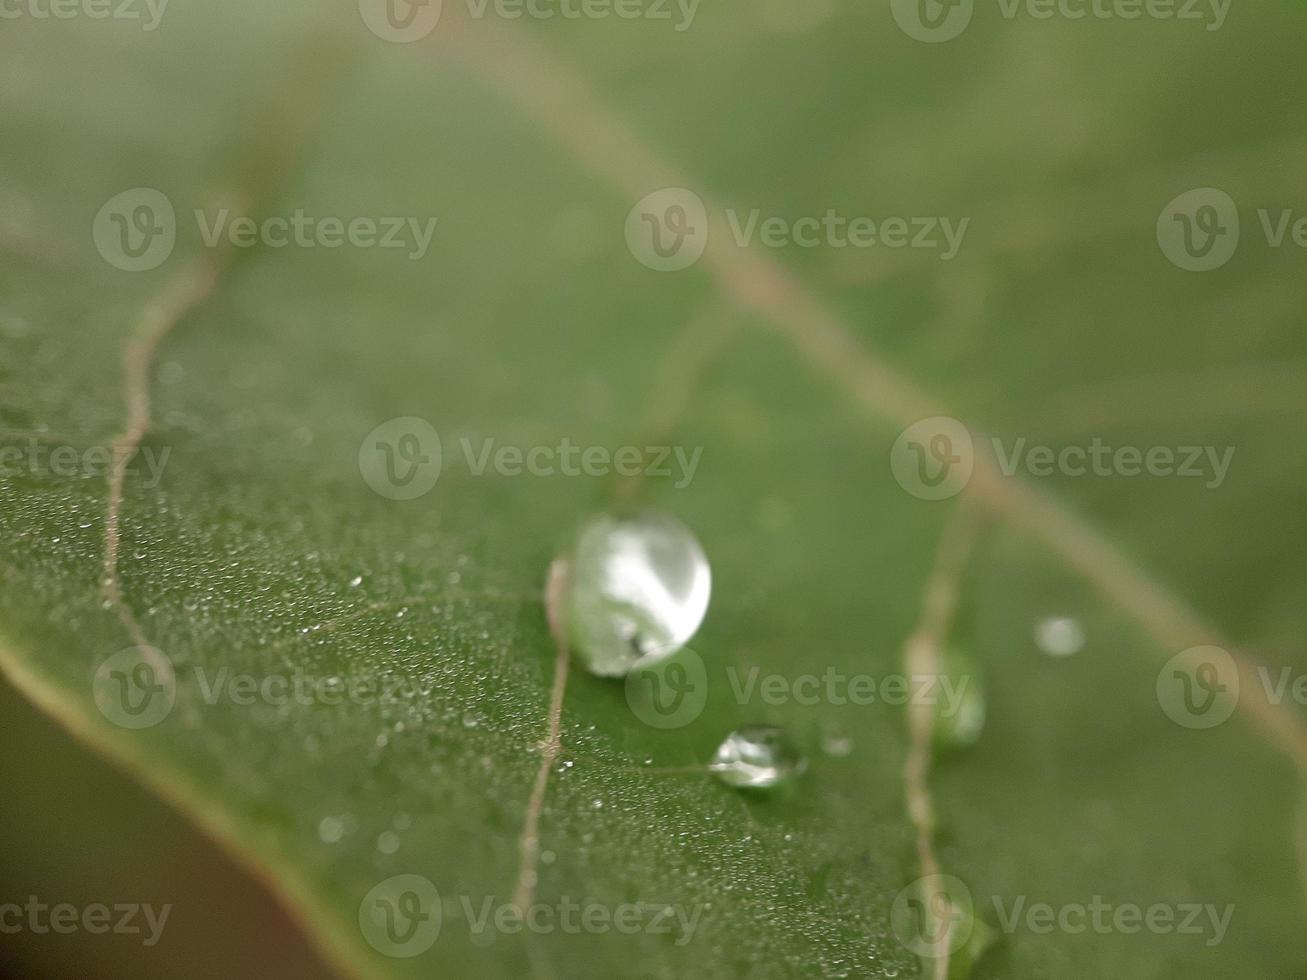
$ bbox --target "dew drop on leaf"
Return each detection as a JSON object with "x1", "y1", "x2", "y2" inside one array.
[
  {"x1": 710, "y1": 725, "x2": 806, "y2": 789},
  {"x1": 933, "y1": 650, "x2": 986, "y2": 751},
  {"x1": 564, "y1": 511, "x2": 711, "y2": 677}
]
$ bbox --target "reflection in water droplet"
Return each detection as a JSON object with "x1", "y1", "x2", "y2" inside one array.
[
  {"x1": 710, "y1": 725, "x2": 806, "y2": 789},
  {"x1": 565, "y1": 511, "x2": 711, "y2": 677},
  {"x1": 1034, "y1": 616, "x2": 1086, "y2": 657}
]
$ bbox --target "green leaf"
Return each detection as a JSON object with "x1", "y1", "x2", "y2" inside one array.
[{"x1": 3, "y1": 5, "x2": 1307, "y2": 979}]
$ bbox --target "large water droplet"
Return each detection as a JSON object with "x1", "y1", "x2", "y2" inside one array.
[
  {"x1": 709, "y1": 725, "x2": 805, "y2": 789},
  {"x1": 565, "y1": 511, "x2": 710, "y2": 677}
]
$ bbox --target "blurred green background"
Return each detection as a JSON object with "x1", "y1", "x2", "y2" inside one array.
[{"x1": 2, "y1": 1, "x2": 1306, "y2": 978}]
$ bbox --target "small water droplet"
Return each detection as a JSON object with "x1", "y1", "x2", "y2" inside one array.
[
  {"x1": 462, "y1": 710, "x2": 481, "y2": 728},
  {"x1": 934, "y1": 651, "x2": 985, "y2": 750},
  {"x1": 377, "y1": 830, "x2": 400, "y2": 854},
  {"x1": 318, "y1": 816, "x2": 344, "y2": 844},
  {"x1": 820, "y1": 731, "x2": 853, "y2": 757},
  {"x1": 349, "y1": 575, "x2": 363, "y2": 587},
  {"x1": 709, "y1": 725, "x2": 806, "y2": 789},
  {"x1": 1034, "y1": 616, "x2": 1086, "y2": 657},
  {"x1": 564, "y1": 511, "x2": 711, "y2": 677}
]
